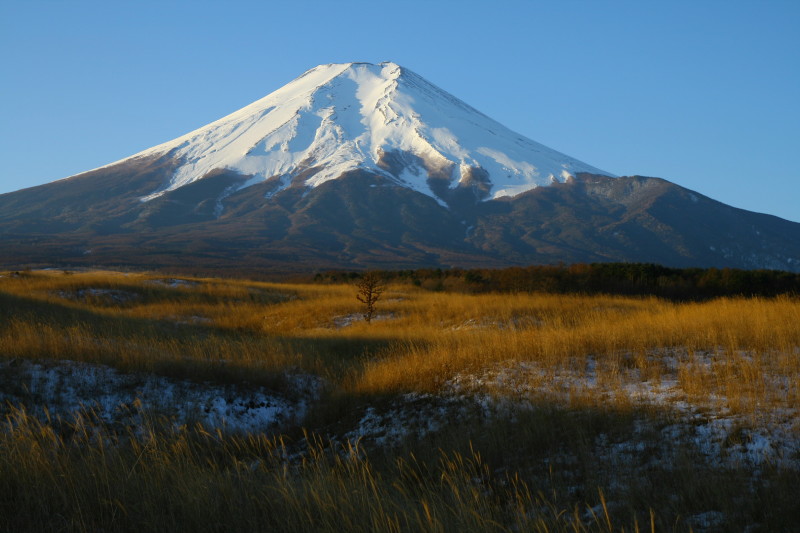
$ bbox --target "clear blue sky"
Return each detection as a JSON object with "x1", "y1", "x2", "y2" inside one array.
[{"x1": 1, "y1": 0, "x2": 798, "y2": 222}]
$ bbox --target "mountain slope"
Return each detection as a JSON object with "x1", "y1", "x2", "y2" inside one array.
[
  {"x1": 469, "y1": 174, "x2": 800, "y2": 270},
  {"x1": 1, "y1": 168, "x2": 798, "y2": 273}
]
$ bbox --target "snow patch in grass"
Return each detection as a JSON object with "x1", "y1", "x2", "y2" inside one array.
[
  {"x1": 149, "y1": 278, "x2": 199, "y2": 288},
  {"x1": 330, "y1": 312, "x2": 396, "y2": 328},
  {"x1": 345, "y1": 393, "x2": 466, "y2": 447},
  {"x1": 55, "y1": 288, "x2": 141, "y2": 304},
  {"x1": 444, "y1": 353, "x2": 800, "y2": 470},
  {"x1": 688, "y1": 510, "x2": 726, "y2": 531},
  {"x1": 0, "y1": 359, "x2": 319, "y2": 434}
]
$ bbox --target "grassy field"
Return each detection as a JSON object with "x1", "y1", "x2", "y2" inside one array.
[{"x1": 1, "y1": 269, "x2": 798, "y2": 532}]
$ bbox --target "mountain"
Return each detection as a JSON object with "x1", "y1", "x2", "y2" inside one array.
[
  {"x1": 1, "y1": 62, "x2": 799, "y2": 273},
  {"x1": 93, "y1": 61, "x2": 612, "y2": 205}
]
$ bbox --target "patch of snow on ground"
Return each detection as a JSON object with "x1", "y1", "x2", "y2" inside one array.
[
  {"x1": 345, "y1": 393, "x2": 466, "y2": 447},
  {"x1": 330, "y1": 312, "x2": 396, "y2": 328},
  {"x1": 448, "y1": 315, "x2": 544, "y2": 331},
  {"x1": 56, "y1": 288, "x2": 141, "y2": 304},
  {"x1": 166, "y1": 315, "x2": 213, "y2": 325},
  {"x1": 149, "y1": 278, "x2": 199, "y2": 288},
  {"x1": 443, "y1": 352, "x2": 800, "y2": 470},
  {"x1": 688, "y1": 511, "x2": 726, "y2": 531},
  {"x1": 0, "y1": 359, "x2": 321, "y2": 434}
]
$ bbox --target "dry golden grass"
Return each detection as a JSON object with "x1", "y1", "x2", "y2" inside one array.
[
  {"x1": 1, "y1": 405, "x2": 660, "y2": 533},
  {"x1": 348, "y1": 293, "x2": 800, "y2": 414},
  {"x1": 2, "y1": 270, "x2": 799, "y2": 415},
  {"x1": 2, "y1": 269, "x2": 800, "y2": 531}
]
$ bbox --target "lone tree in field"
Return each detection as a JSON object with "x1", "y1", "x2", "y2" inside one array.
[{"x1": 356, "y1": 272, "x2": 386, "y2": 324}]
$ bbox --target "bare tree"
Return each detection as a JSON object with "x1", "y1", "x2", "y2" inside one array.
[{"x1": 356, "y1": 272, "x2": 385, "y2": 324}]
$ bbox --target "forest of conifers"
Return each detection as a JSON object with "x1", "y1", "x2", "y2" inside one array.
[{"x1": 311, "y1": 263, "x2": 800, "y2": 300}]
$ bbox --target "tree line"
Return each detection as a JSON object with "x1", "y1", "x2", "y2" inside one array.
[{"x1": 311, "y1": 263, "x2": 800, "y2": 300}]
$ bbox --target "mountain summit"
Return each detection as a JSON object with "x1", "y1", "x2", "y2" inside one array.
[
  {"x1": 126, "y1": 62, "x2": 612, "y2": 207},
  {"x1": 1, "y1": 62, "x2": 798, "y2": 273}
]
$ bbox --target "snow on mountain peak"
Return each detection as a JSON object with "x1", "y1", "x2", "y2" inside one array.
[{"x1": 130, "y1": 62, "x2": 612, "y2": 204}]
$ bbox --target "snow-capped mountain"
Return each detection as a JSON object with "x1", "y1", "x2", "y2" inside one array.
[
  {"x1": 1, "y1": 62, "x2": 798, "y2": 273},
  {"x1": 119, "y1": 62, "x2": 612, "y2": 207}
]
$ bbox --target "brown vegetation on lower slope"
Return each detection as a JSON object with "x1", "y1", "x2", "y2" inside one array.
[{"x1": 3, "y1": 170, "x2": 800, "y2": 274}]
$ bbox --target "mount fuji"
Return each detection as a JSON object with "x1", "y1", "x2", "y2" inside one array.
[
  {"x1": 104, "y1": 61, "x2": 612, "y2": 206},
  {"x1": 1, "y1": 62, "x2": 798, "y2": 273}
]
